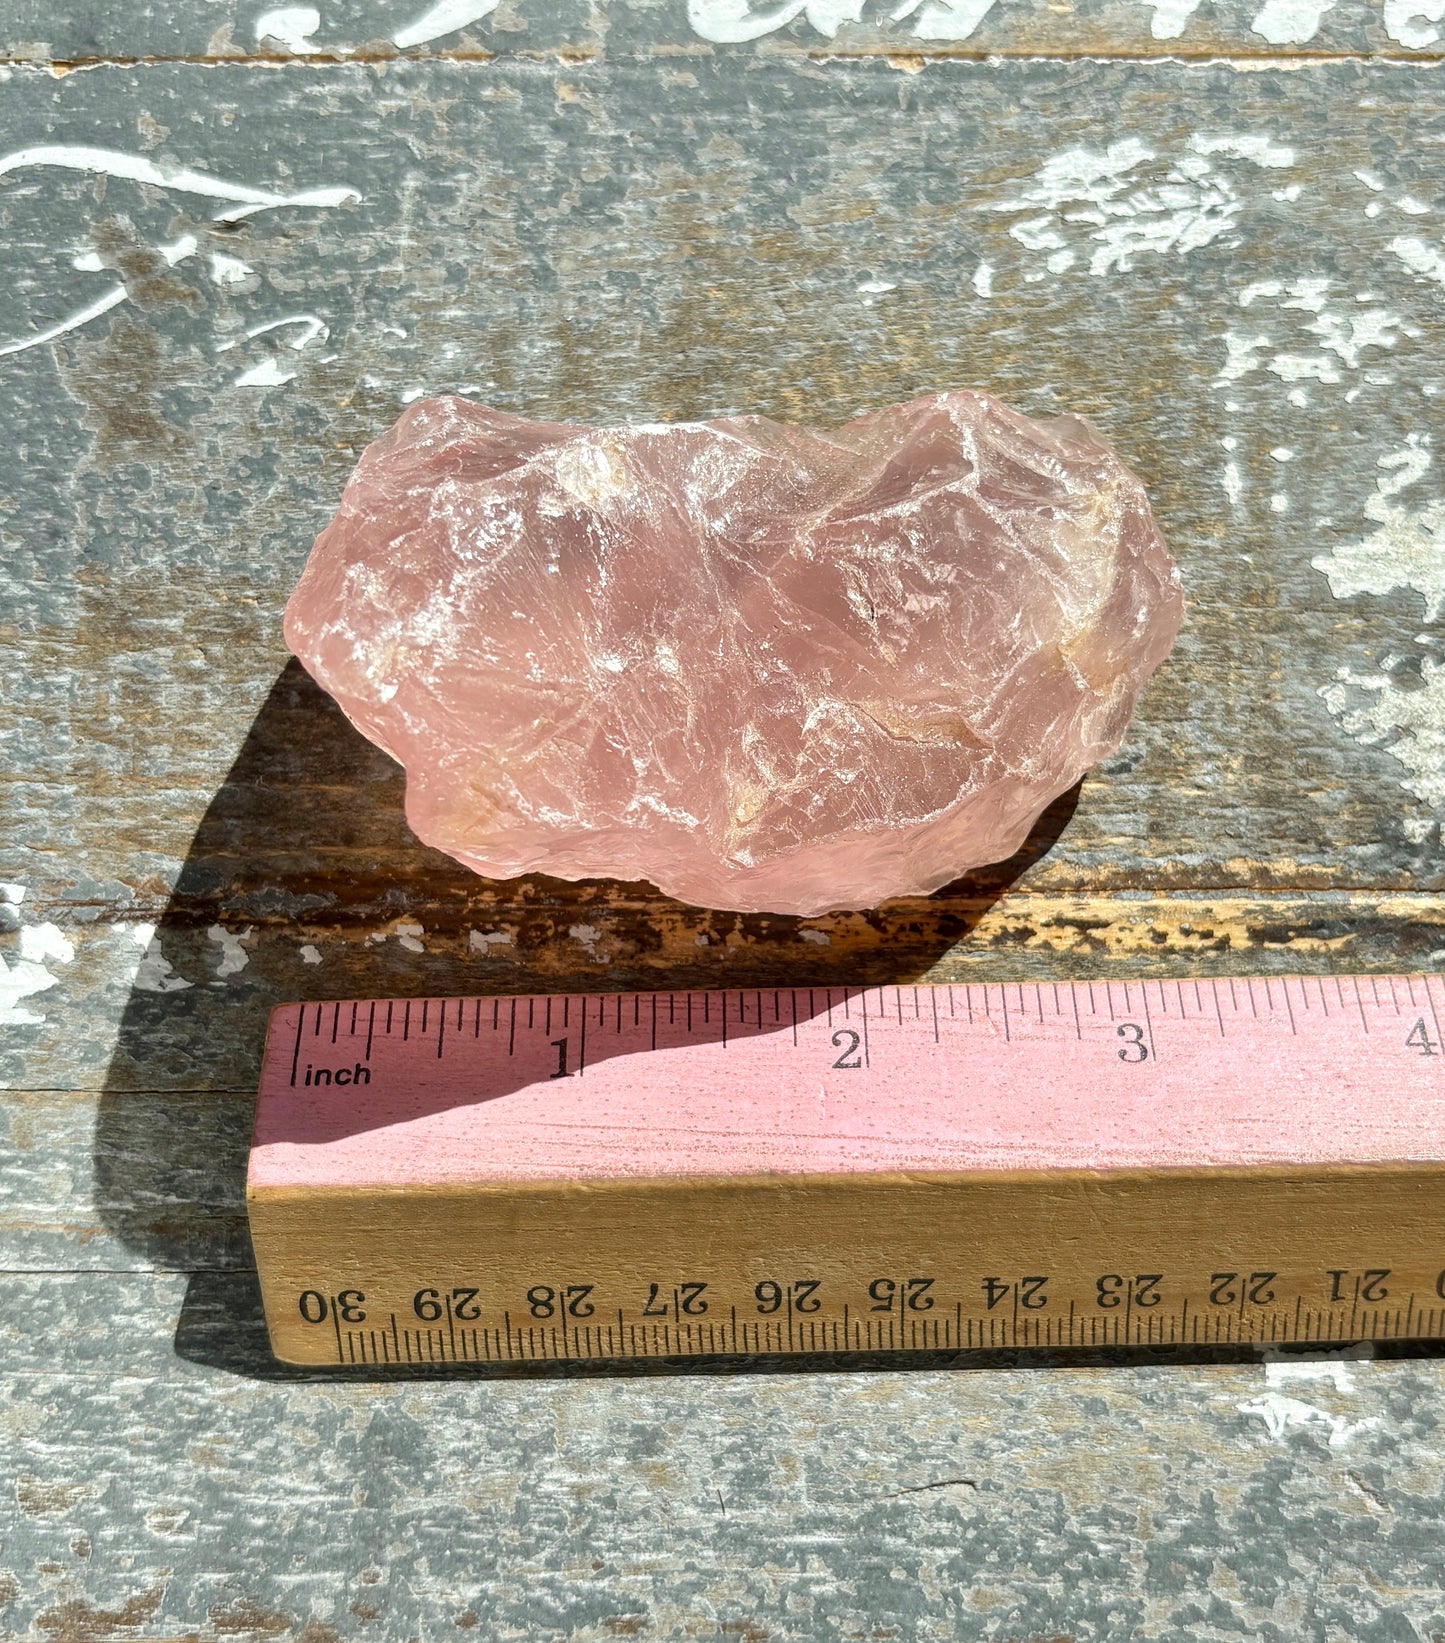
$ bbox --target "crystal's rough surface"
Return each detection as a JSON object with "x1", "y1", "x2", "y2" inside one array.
[{"x1": 285, "y1": 393, "x2": 1183, "y2": 915}]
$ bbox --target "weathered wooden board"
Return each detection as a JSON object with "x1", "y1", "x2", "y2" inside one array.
[
  {"x1": 4, "y1": 37, "x2": 1445, "y2": 1643},
  {"x1": 4, "y1": 0, "x2": 1444, "y2": 65},
  {"x1": 4, "y1": 57, "x2": 1445, "y2": 1104},
  {"x1": 3, "y1": 1270, "x2": 1445, "y2": 1642}
]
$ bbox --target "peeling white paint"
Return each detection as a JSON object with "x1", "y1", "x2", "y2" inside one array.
[
  {"x1": 401, "y1": 386, "x2": 428, "y2": 404},
  {"x1": 798, "y1": 928, "x2": 831, "y2": 945},
  {"x1": 1222, "y1": 461, "x2": 1244, "y2": 507},
  {"x1": 300, "y1": 944, "x2": 323, "y2": 965},
  {"x1": 1249, "y1": 0, "x2": 1334, "y2": 44},
  {"x1": 207, "y1": 924, "x2": 252, "y2": 979},
  {"x1": 230, "y1": 313, "x2": 331, "y2": 351},
  {"x1": 21, "y1": 923, "x2": 75, "y2": 967},
  {"x1": 569, "y1": 923, "x2": 604, "y2": 959},
  {"x1": 1321, "y1": 661, "x2": 1445, "y2": 809},
  {"x1": 0, "y1": 284, "x2": 127, "y2": 360},
  {"x1": 857, "y1": 279, "x2": 897, "y2": 295},
  {"x1": 1383, "y1": 0, "x2": 1444, "y2": 46},
  {"x1": 1392, "y1": 235, "x2": 1445, "y2": 289},
  {"x1": 0, "y1": 884, "x2": 24, "y2": 905},
  {"x1": 235, "y1": 358, "x2": 297, "y2": 388},
  {"x1": 468, "y1": 929, "x2": 515, "y2": 953},
  {"x1": 395, "y1": 921, "x2": 426, "y2": 954},
  {"x1": 909, "y1": 0, "x2": 1000, "y2": 39},
  {"x1": 1314, "y1": 436, "x2": 1445, "y2": 812},
  {"x1": 1269, "y1": 354, "x2": 1343, "y2": 384},
  {"x1": 0, "y1": 913, "x2": 75, "y2": 1029},
  {"x1": 123, "y1": 922, "x2": 193, "y2": 995},
  {"x1": 687, "y1": 0, "x2": 996, "y2": 40},
  {"x1": 225, "y1": 313, "x2": 329, "y2": 387},
  {"x1": 393, "y1": 0, "x2": 500, "y2": 49},
  {"x1": 1238, "y1": 1393, "x2": 1378, "y2": 1448},
  {"x1": 1264, "y1": 1349, "x2": 1369, "y2": 1392},
  {"x1": 1190, "y1": 133, "x2": 1295, "y2": 169},
  {"x1": 1141, "y1": 0, "x2": 1203, "y2": 38},
  {"x1": 1224, "y1": 278, "x2": 1400, "y2": 391},
  {"x1": 0, "y1": 145, "x2": 359, "y2": 222},
  {"x1": 986, "y1": 134, "x2": 1293, "y2": 281},
  {"x1": 2, "y1": 233, "x2": 200, "y2": 359},
  {"x1": 971, "y1": 261, "x2": 993, "y2": 298},
  {"x1": 209, "y1": 252, "x2": 255, "y2": 286},
  {"x1": 688, "y1": 0, "x2": 805, "y2": 40},
  {"x1": 1, "y1": 958, "x2": 59, "y2": 1027},
  {"x1": 1217, "y1": 331, "x2": 1272, "y2": 384},
  {"x1": 254, "y1": 6, "x2": 323, "y2": 52},
  {"x1": 1314, "y1": 438, "x2": 1444, "y2": 617}
]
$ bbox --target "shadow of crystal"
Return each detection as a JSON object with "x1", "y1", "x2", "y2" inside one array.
[{"x1": 94, "y1": 659, "x2": 1084, "y2": 1378}]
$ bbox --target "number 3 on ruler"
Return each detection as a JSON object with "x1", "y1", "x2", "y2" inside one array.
[{"x1": 1117, "y1": 1023, "x2": 1148, "y2": 1062}]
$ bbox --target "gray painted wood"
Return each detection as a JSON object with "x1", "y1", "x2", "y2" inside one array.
[
  {"x1": 4, "y1": 38, "x2": 1445, "y2": 1643},
  {"x1": 5, "y1": 1271, "x2": 1445, "y2": 1642},
  {"x1": 4, "y1": 0, "x2": 1443, "y2": 64}
]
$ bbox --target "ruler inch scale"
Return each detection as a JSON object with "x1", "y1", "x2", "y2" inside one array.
[{"x1": 249, "y1": 974, "x2": 1445, "y2": 1366}]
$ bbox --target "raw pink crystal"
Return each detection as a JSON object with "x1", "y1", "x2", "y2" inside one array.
[{"x1": 284, "y1": 393, "x2": 1182, "y2": 916}]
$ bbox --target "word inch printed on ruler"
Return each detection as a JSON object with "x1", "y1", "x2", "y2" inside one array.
[{"x1": 248, "y1": 976, "x2": 1445, "y2": 1366}]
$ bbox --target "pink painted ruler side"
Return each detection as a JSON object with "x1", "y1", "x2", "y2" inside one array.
[{"x1": 248, "y1": 976, "x2": 1445, "y2": 1191}]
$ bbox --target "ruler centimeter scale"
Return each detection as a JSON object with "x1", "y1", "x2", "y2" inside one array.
[{"x1": 249, "y1": 974, "x2": 1445, "y2": 1366}]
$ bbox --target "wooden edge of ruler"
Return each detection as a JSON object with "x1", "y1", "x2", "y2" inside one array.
[
  {"x1": 246, "y1": 1158, "x2": 1445, "y2": 1201},
  {"x1": 249, "y1": 1161, "x2": 1445, "y2": 1365}
]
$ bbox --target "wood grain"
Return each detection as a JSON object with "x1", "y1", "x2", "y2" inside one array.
[{"x1": 3, "y1": 0, "x2": 1443, "y2": 65}]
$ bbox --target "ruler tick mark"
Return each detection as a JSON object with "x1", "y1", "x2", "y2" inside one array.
[
  {"x1": 1141, "y1": 982, "x2": 1158, "y2": 1062},
  {"x1": 289, "y1": 1008, "x2": 305, "y2": 1087},
  {"x1": 1353, "y1": 977, "x2": 1370, "y2": 1033}
]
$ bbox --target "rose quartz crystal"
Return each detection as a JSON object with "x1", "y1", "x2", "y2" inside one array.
[{"x1": 285, "y1": 393, "x2": 1182, "y2": 915}]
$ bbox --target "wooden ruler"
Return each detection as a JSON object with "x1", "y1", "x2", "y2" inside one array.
[{"x1": 248, "y1": 976, "x2": 1445, "y2": 1366}]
